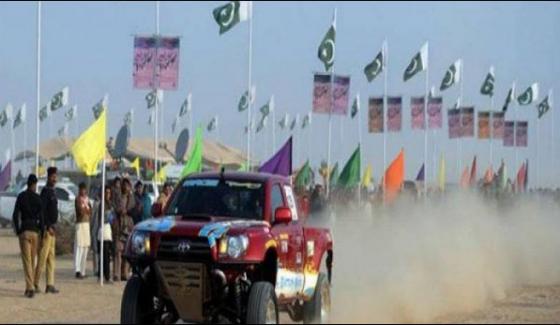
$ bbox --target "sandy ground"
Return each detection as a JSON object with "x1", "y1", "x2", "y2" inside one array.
[{"x1": 1, "y1": 228, "x2": 560, "y2": 324}]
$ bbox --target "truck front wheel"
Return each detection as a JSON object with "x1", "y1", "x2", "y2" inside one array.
[
  {"x1": 246, "y1": 282, "x2": 279, "y2": 324},
  {"x1": 303, "y1": 272, "x2": 331, "y2": 324},
  {"x1": 120, "y1": 276, "x2": 156, "y2": 324}
]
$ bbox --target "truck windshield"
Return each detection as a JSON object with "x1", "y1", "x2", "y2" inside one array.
[{"x1": 166, "y1": 179, "x2": 265, "y2": 220}]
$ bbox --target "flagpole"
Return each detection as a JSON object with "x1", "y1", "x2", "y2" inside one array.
[
  {"x1": 458, "y1": 61, "x2": 464, "y2": 181},
  {"x1": 246, "y1": 3, "x2": 254, "y2": 170},
  {"x1": 551, "y1": 90, "x2": 555, "y2": 188},
  {"x1": 326, "y1": 8, "x2": 336, "y2": 198},
  {"x1": 24, "y1": 111, "x2": 27, "y2": 174},
  {"x1": 272, "y1": 98, "x2": 276, "y2": 152},
  {"x1": 423, "y1": 42, "x2": 429, "y2": 195},
  {"x1": 537, "y1": 114, "x2": 540, "y2": 190},
  {"x1": 490, "y1": 96, "x2": 494, "y2": 168},
  {"x1": 35, "y1": 1, "x2": 41, "y2": 176},
  {"x1": 382, "y1": 39, "x2": 387, "y2": 202},
  {"x1": 357, "y1": 94, "x2": 363, "y2": 205},
  {"x1": 153, "y1": 1, "x2": 160, "y2": 188}
]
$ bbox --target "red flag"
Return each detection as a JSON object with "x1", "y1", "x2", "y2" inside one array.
[
  {"x1": 484, "y1": 165, "x2": 494, "y2": 185},
  {"x1": 469, "y1": 156, "x2": 477, "y2": 186},
  {"x1": 385, "y1": 149, "x2": 405, "y2": 203},
  {"x1": 516, "y1": 162, "x2": 526, "y2": 193},
  {"x1": 460, "y1": 166, "x2": 470, "y2": 188}
]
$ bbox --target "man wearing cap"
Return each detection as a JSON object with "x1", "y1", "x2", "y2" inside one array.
[
  {"x1": 35, "y1": 167, "x2": 60, "y2": 294},
  {"x1": 12, "y1": 174, "x2": 43, "y2": 298}
]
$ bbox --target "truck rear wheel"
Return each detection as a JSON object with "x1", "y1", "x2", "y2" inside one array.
[
  {"x1": 303, "y1": 272, "x2": 330, "y2": 324},
  {"x1": 120, "y1": 276, "x2": 156, "y2": 324},
  {"x1": 246, "y1": 282, "x2": 279, "y2": 324}
]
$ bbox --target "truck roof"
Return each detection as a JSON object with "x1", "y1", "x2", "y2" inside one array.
[{"x1": 185, "y1": 171, "x2": 290, "y2": 184}]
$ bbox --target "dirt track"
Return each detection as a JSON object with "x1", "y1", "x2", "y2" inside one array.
[{"x1": 1, "y1": 228, "x2": 560, "y2": 323}]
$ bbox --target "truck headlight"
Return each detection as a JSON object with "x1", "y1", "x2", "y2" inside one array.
[
  {"x1": 131, "y1": 231, "x2": 150, "y2": 255},
  {"x1": 226, "y1": 235, "x2": 249, "y2": 259}
]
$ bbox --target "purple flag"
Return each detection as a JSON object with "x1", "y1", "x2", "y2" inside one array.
[
  {"x1": 411, "y1": 96, "x2": 425, "y2": 129},
  {"x1": 259, "y1": 137, "x2": 292, "y2": 176},
  {"x1": 157, "y1": 37, "x2": 180, "y2": 90},
  {"x1": 428, "y1": 97, "x2": 443, "y2": 129},
  {"x1": 133, "y1": 36, "x2": 157, "y2": 89},
  {"x1": 387, "y1": 96, "x2": 402, "y2": 132},
  {"x1": 416, "y1": 163, "x2": 425, "y2": 182},
  {"x1": 460, "y1": 107, "x2": 475, "y2": 138},
  {"x1": 332, "y1": 75, "x2": 351, "y2": 115},
  {"x1": 504, "y1": 121, "x2": 515, "y2": 146},
  {"x1": 492, "y1": 112, "x2": 505, "y2": 139},
  {"x1": 312, "y1": 73, "x2": 332, "y2": 114},
  {"x1": 515, "y1": 121, "x2": 528, "y2": 147},
  {"x1": 368, "y1": 97, "x2": 384, "y2": 133},
  {"x1": 448, "y1": 108, "x2": 461, "y2": 139},
  {"x1": 0, "y1": 161, "x2": 11, "y2": 192}
]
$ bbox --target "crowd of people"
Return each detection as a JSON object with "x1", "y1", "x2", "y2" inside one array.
[{"x1": 12, "y1": 168, "x2": 174, "y2": 298}]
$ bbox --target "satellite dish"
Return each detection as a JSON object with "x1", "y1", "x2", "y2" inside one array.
[
  {"x1": 114, "y1": 125, "x2": 130, "y2": 158},
  {"x1": 175, "y1": 128, "x2": 190, "y2": 163}
]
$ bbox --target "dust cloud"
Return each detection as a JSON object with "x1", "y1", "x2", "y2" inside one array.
[{"x1": 309, "y1": 192, "x2": 560, "y2": 323}]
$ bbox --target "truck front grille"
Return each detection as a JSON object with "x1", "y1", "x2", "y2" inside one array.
[{"x1": 157, "y1": 236, "x2": 212, "y2": 262}]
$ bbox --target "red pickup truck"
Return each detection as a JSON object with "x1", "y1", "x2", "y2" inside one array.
[{"x1": 121, "y1": 171, "x2": 334, "y2": 324}]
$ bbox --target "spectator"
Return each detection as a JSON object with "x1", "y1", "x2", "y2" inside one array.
[
  {"x1": 74, "y1": 182, "x2": 91, "y2": 279},
  {"x1": 156, "y1": 182, "x2": 173, "y2": 208},
  {"x1": 98, "y1": 185, "x2": 114, "y2": 283},
  {"x1": 131, "y1": 181, "x2": 145, "y2": 224},
  {"x1": 112, "y1": 178, "x2": 134, "y2": 281}
]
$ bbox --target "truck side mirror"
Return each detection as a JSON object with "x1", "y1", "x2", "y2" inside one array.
[
  {"x1": 151, "y1": 203, "x2": 163, "y2": 217},
  {"x1": 274, "y1": 207, "x2": 292, "y2": 224}
]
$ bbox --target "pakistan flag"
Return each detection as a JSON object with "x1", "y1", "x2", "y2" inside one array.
[
  {"x1": 364, "y1": 42, "x2": 385, "y2": 82},
  {"x1": 318, "y1": 21, "x2": 336, "y2": 72},
  {"x1": 480, "y1": 66, "x2": 495, "y2": 97},
  {"x1": 517, "y1": 83, "x2": 539, "y2": 106},
  {"x1": 537, "y1": 92, "x2": 551, "y2": 119},
  {"x1": 440, "y1": 59, "x2": 461, "y2": 91},
  {"x1": 213, "y1": 1, "x2": 250, "y2": 35},
  {"x1": 49, "y1": 86, "x2": 69, "y2": 111},
  {"x1": 403, "y1": 42, "x2": 428, "y2": 82}
]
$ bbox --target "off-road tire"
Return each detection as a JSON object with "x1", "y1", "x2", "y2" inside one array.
[
  {"x1": 246, "y1": 281, "x2": 279, "y2": 324},
  {"x1": 120, "y1": 276, "x2": 155, "y2": 324},
  {"x1": 303, "y1": 272, "x2": 331, "y2": 324}
]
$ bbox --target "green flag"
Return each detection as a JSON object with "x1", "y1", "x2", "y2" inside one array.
[
  {"x1": 329, "y1": 162, "x2": 339, "y2": 188},
  {"x1": 364, "y1": 41, "x2": 385, "y2": 82},
  {"x1": 537, "y1": 92, "x2": 551, "y2": 119},
  {"x1": 213, "y1": 1, "x2": 250, "y2": 35},
  {"x1": 502, "y1": 83, "x2": 515, "y2": 112},
  {"x1": 238, "y1": 90, "x2": 249, "y2": 112},
  {"x1": 480, "y1": 66, "x2": 495, "y2": 96},
  {"x1": 39, "y1": 103, "x2": 50, "y2": 122},
  {"x1": 49, "y1": 87, "x2": 69, "y2": 112},
  {"x1": 403, "y1": 42, "x2": 428, "y2": 82},
  {"x1": 179, "y1": 93, "x2": 191, "y2": 117},
  {"x1": 351, "y1": 94, "x2": 359, "y2": 119},
  {"x1": 318, "y1": 19, "x2": 336, "y2": 72},
  {"x1": 440, "y1": 59, "x2": 462, "y2": 91},
  {"x1": 13, "y1": 104, "x2": 26, "y2": 129},
  {"x1": 301, "y1": 113, "x2": 311, "y2": 129},
  {"x1": 517, "y1": 83, "x2": 539, "y2": 106},
  {"x1": 295, "y1": 160, "x2": 312, "y2": 189},
  {"x1": 181, "y1": 126, "x2": 203, "y2": 177},
  {"x1": 146, "y1": 90, "x2": 157, "y2": 109},
  {"x1": 337, "y1": 146, "x2": 361, "y2": 188},
  {"x1": 207, "y1": 116, "x2": 218, "y2": 132}
]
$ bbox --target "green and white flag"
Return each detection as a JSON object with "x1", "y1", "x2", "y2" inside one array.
[
  {"x1": 351, "y1": 94, "x2": 360, "y2": 119},
  {"x1": 452, "y1": 96, "x2": 460, "y2": 110},
  {"x1": 207, "y1": 116, "x2": 218, "y2": 132},
  {"x1": 39, "y1": 103, "x2": 50, "y2": 122},
  {"x1": 148, "y1": 110, "x2": 155, "y2": 126},
  {"x1": 213, "y1": 1, "x2": 251, "y2": 35},
  {"x1": 259, "y1": 95, "x2": 274, "y2": 117},
  {"x1": 279, "y1": 113, "x2": 289, "y2": 129},
  {"x1": 57, "y1": 123, "x2": 69, "y2": 138},
  {"x1": 49, "y1": 86, "x2": 69, "y2": 111},
  {"x1": 302, "y1": 112, "x2": 312, "y2": 129},
  {"x1": 440, "y1": 59, "x2": 462, "y2": 91},
  {"x1": 317, "y1": 14, "x2": 336, "y2": 72},
  {"x1": 0, "y1": 104, "x2": 13, "y2": 128},
  {"x1": 517, "y1": 83, "x2": 539, "y2": 106},
  {"x1": 480, "y1": 66, "x2": 495, "y2": 97},
  {"x1": 256, "y1": 116, "x2": 267, "y2": 133},
  {"x1": 92, "y1": 96, "x2": 108, "y2": 120},
  {"x1": 171, "y1": 116, "x2": 179, "y2": 133},
  {"x1": 364, "y1": 40, "x2": 386, "y2": 82},
  {"x1": 429, "y1": 86, "x2": 436, "y2": 98},
  {"x1": 13, "y1": 104, "x2": 26, "y2": 129},
  {"x1": 502, "y1": 82, "x2": 515, "y2": 112},
  {"x1": 179, "y1": 93, "x2": 192, "y2": 117},
  {"x1": 65, "y1": 105, "x2": 77, "y2": 122},
  {"x1": 146, "y1": 90, "x2": 156, "y2": 109},
  {"x1": 238, "y1": 86, "x2": 255, "y2": 112},
  {"x1": 123, "y1": 110, "x2": 133, "y2": 126},
  {"x1": 537, "y1": 90, "x2": 552, "y2": 119},
  {"x1": 403, "y1": 42, "x2": 428, "y2": 82},
  {"x1": 290, "y1": 114, "x2": 299, "y2": 131}
]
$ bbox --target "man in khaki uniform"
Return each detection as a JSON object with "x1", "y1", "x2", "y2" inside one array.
[
  {"x1": 35, "y1": 167, "x2": 60, "y2": 294},
  {"x1": 12, "y1": 174, "x2": 43, "y2": 298}
]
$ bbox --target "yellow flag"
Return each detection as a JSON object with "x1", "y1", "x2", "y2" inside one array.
[
  {"x1": 362, "y1": 164, "x2": 372, "y2": 188},
  {"x1": 156, "y1": 165, "x2": 167, "y2": 183},
  {"x1": 71, "y1": 109, "x2": 106, "y2": 176},
  {"x1": 131, "y1": 157, "x2": 140, "y2": 176},
  {"x1": 438, "y1": 154, "x2": 446, "y2": 192}
]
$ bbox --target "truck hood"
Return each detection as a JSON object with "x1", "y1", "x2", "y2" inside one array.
[{"x1": 134, "y1": 215, "x2": 270, "y2": 247}]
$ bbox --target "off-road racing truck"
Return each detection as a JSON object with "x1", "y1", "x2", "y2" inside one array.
[{"x1": 121, "y1": 171, "x2": 334, "y2": 324}]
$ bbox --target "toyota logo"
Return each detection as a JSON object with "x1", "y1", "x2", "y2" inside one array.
[{"x1": 176, "y1": 241, "x2": 191, "y2": 253}]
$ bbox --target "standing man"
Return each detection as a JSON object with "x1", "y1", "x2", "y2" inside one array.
[
  {"x1": 35, "y1": 167, "x2": 60, "y2": 294},
  {"x1": 156, "y1": 182, "x2": 173, "y2": 208},
  {"x1": 74, "y1": 182, "x2": 91, "y2": 279},
  {"x1": 131, "y1": 181, "x2": 145, "y2": 225},
  {"x1": 12, "y1": 174, "x2": 43, "y2": 298},
  {"x1": 112, "y1": 178, "x2": 134, "y2": 281}
]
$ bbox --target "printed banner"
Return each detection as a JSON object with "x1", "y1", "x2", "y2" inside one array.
[
  {"x1": 428, "y1": 97, "x2": 443, "y2": 129},
  {"x1": 387, "y1": 97, "x2": 402, "y2": 132},
  {"x1": 312, "y1": 73, "x2": 332, "y2": 114},
  {"x1": 448, "y1": 108, "x2": 461, "y2": 139},
  {"x1": 478, "y1": 111, "x2": 491, "y2": 139},
  {"x1": 503, "y1": 121, "x2": 515, "y2": 147},
  {"x1": 332, "y1": 75, "x2": 351, "y2": 115},
  {"x1": 368, "y1": 97, "x2": 384, "y2": 133},
  {"x1": 492, "y1": 112, "x2": 505, "y2": 139},
  {"x1": 460, "y1": 107, "x2": 475, "y2": 137},
  {"x1": 157, "y1": 37, "x2": 180, "y2": 90},
  {"x1": 515, "y1": 121, "x2": 528, "y2": 147},
  {"x1": 411, "y1": 96, "x2": 425, "y2": 130},
  {"x1": 133, "y1": 36, "x2": 157, "y2": 89}
]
